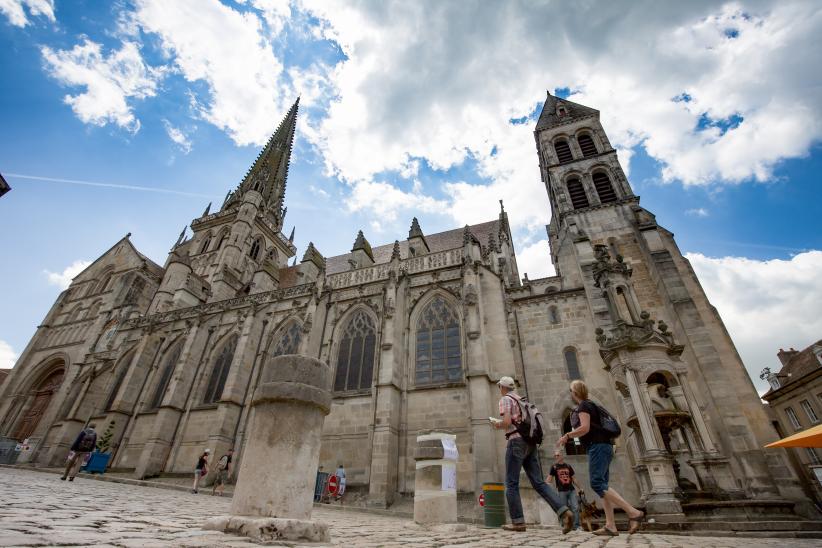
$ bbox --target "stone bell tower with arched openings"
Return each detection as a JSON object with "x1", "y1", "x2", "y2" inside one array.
[{"x1": 527, "y1": 90, "x2": 808, "y2": 518}]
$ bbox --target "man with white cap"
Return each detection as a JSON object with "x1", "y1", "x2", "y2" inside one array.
[{"x1": 491, "y1": 376, "x2": 573, "y2": 533}]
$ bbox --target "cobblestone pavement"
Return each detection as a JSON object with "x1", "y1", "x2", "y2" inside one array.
[{"x1": 0, "y1": 468, "x2": 818, "y2": 547}]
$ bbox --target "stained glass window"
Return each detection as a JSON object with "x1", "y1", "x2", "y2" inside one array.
[
  {"x1": 334, "y1": 310, "x2": 376, "y2": 392},
  {"x1": 203, "y1": 336, "x2": 238, "y2": 404},
  {"x1": 271, "y1": 321, "x2": 302, "y2": 357},
  {"x1": 415, "y1": 296, "x2": 462, "y2": 385}
]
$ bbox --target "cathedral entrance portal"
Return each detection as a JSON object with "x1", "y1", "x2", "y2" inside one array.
[{"x1": 11, "y1": 366, "x2": 64, "y2": 441}]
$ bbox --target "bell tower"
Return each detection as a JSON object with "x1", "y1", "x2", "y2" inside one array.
[
  {"x1": 148, "y1": 99, "x2": 300, "y2": 312},
  {"x1": 534, "y1": 90, "x2": 808, "y2": 517}
]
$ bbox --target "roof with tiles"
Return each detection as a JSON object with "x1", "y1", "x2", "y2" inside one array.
[
  {"x1": 535, "y1": 91, "x2": 599, "y2": 132},
  {"x1": 763, "y1": 339, "x2": 822, "y2": 398}
]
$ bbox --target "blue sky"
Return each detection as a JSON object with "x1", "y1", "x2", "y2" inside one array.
[{"x1": 0, "y1": 0, "x2": 820, "y2": 394}]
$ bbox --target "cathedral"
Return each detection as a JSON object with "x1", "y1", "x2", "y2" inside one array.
[{"x1": 0, "y1": 93, "x2": 810, "y2": 518}]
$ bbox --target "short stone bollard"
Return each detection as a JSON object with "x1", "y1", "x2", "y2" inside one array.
[
  {"x1": 413, "y1": 432, "x2": 458, "y2": 525},
  {"x1": 203, "y1": 354, "x2": 332, "y2": 544}
]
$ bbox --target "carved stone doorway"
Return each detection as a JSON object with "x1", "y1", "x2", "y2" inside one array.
[{"x1": 12, "y1": 368, "x2": 64, "y2": 441}]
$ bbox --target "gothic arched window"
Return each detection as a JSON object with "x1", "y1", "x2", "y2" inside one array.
[
  {"x1": 415, "y1": 296, "x2": 462, "y2": 385},
  {"x1": 249, "y1": 238, "x2": 262, "y2": 261},
  {"x1": 200, "y1": 233, "x2": 212, "y2": 254},
  {"x1": 578, "y1": 133, "x2": 598, "y2": 157},
  {"x1": 150, "y1": 342, "x2": 183, "y2": 410},
  {"x1": 104, "y1": 350, "x2": 134, "y2": 411},
  {"x1": 554, "y1": 139, "x2": 573, "y2": 164},
  {"x1": 216, "y1": 230, "x2": 229, "y2": 250},
  {"x1": 334, "y1": 310, "x2": 376, "y2": 392},
  {"x1": 567, "y1": 178, "x2": 589, "y2": 210},
  {"x1": 96, "y1": 271, "x2": 113, "y2": 294},
  {"x1": 203, "y1": 336, "x2": 238, "y2": 404},
  {"x1": 564, "y1": 347, "x2": 582, "y2": 380},
  {"x1": 592, "y1": 171, "x2": 618, "y2": 204},
  {"x1": 549, "y1": 305, "x2": 561, "y2": 325},
  {"x1": 271, "y1": 321, "x2": 302, "y2": 357}
]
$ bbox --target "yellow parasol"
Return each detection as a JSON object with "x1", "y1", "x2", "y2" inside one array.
[{"x1": 766, "y1": 424, "x2": 822, "y2": 448}]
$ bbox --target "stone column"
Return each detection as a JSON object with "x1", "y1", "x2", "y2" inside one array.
[
  {"x1": 675, "y1": 372, "x2": 716, "y2": 453},
  {"x1": 413, "y1": 433, "x2": 458, "y2": 525},
  {"x1": 204, "y1": 354, "x2": 331, "y2": 544}
]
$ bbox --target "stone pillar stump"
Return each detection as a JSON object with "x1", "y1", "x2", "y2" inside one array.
[
  {"x1": 413, "y1": 433, "x2": 458, "y2": 525},
  {"x1": 204, "y1": 354, "x2": 332, "y2": 543}
]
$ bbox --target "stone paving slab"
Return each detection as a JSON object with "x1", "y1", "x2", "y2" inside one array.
[{"x1": 0, "y1": 468, "x2": 819, "y2": 547}]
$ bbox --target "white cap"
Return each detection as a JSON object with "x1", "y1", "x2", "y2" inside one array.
[
  {"x1": 204, "y1": 448, "x2": 211, "y2": 454},
  {"x1": 497, "y1": 376, "x2": 516, "y2": 389}
]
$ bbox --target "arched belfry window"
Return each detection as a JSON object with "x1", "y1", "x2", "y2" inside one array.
[
  {"x1": 204, "y1": 336, "x2": 238, "y2": 404},
  {"x1": 249, "y1": 238, "x2": 262, "y2": 261},
  {"x1": 554, "y1": 139, "x2": 573, "y2": 164},
  {"x1": 578, "y1": 133, "x2": 598, "y2": 157},
  {"x1": 415, "y1": 296, "x2": 462, "y2": 385},
  {"x1": 150, "y1": 342, "x2": 183, "y2": 410},
  {"x1": 564, "y1": 347, "x2": 582, "y2": 380},
  {"x1": 334, "y1": 310, "x2": 377, "y2": 392},
  {"x1": 566, "y1": 178, "x2": 589, "y2": 210},
  {"x1": 270, "y1": 321, "x2": 302, "y2": 357},
  {"x1": 592, "y1": 171, "x2": 618, "y2": 203}
]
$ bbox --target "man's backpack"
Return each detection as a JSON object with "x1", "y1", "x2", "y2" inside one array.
[
  {"x1": 571, "y1": 402, "x2": 622, "y2": 439},
  {"x1": 217, "y1": 455, "x2": 229, "y2": 471},
  {"x1": 77, "y1": 430, "x2": 96, "y2": 452},
  {"x1": 507, "y1": 395, "x2": 545, "y2": 446}
]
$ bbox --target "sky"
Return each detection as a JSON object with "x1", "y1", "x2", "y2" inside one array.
[{"x1": 0, "y1": 0, "x2": 820, "y2": 394}]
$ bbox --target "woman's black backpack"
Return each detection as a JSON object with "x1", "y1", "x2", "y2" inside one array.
[{"x1": 571, "y1": 401, "x2": 621, "y2": 439}]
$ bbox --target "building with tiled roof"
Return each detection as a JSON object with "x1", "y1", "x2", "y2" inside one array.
[{"x1": 0, "y1": 93, "x2": 811, "y2": 521}]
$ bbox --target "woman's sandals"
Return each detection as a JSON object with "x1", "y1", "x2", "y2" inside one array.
[{"x1": 627, "y1": 511, "x2": 645, "y2": 534}]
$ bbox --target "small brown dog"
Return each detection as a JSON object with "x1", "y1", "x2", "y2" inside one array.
[{"x1": 578, "y1": 490, "x2": 602, "y2": 532}]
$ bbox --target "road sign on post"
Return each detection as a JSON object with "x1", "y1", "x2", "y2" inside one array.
[{"x1": 327, "y1": 474, "x2": 339, "y2": 496}]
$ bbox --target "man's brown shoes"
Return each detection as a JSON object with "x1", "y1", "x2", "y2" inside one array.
[{"x1": 502, "y1": 523, "x2": 527, "y2": 532}]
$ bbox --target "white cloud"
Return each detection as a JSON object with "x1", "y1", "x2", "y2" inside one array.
[
  {"x1": 291, "y1": 0, "x2": 821, "y2": 250},
  {"x1": 515, "y1": 239, "x2": 556, "y2": 281},
  {"x1": 44, "y1": 259, "x2": 91, "y2": 290},
  {"x1": 685, "y1": 207, "x2": 709, "y2": 217},
  {"x1": 0, "y1": 339, "x2": 18, "y2": 369},
  {"x1": 133, "y1": 0, "x2": 290, "y2": 146},
  {"x1": 687, "y1": 250, "x2": 822, "y2": 394},
  {"x1": 343, "y1": 179, "x2": 448, "y2": 223},
  {"x1": 41, "y1": 39, "x2": 163, "y2": 132},
  {"x1": 162, "y1": 119, "x2": 192, "y2": 154},
  {"x1": 0, "y1": 0, "x2": 54, "y2": 27}
]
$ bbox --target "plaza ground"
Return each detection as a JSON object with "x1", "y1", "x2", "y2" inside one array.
[{"x1": 0, "y1": 468, "x2": 819, "y2": 547}]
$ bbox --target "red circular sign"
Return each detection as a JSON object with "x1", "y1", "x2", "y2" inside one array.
[
  {"x1": 478, "y1": 493, "x2": 485, "y2": 507},
  {"x1": 328, "y1": 474, "x2": 339, "y2": 495}
]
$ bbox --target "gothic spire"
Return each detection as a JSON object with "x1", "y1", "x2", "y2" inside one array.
[
  {"x1": 288, "y1": 226, "x2": 295, "y2": 243},
  {"x1": 222, "y1": 98, "x2": 300, "y2": 231},
  {"x1": 408, "y1": 217, "x2": 424, "y2": 239},
  {"x1": 202, "y1": 202, "x2": 211, "y2": 217}
]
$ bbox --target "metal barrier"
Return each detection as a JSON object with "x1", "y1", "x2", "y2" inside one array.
[{"x1": 314, "y1": 471, "x2": 330, "y2": 502}]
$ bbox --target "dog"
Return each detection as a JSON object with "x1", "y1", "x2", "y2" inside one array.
[{"x1": 578, "y1": 490, "x2": 603, "y2": 532}]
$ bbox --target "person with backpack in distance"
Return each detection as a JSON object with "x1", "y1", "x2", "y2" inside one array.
[
  {"x1": 491, "y1": 376, "x2": 574, "y2": 533},
  {"x1": 192, "y1": 448, "x2": 209, "y2": 494},
  {"x1": 212, "y1": 448, "x2": 233, "y2": 497},
  {"x1": 61, "y1": 423, "x2": 97, "y2": 481},
  {"x1": 558, "y1": 380, "x2": 644, "y2": 536}
]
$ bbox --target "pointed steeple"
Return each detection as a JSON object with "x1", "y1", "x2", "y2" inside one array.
[
  {"x1": 174, "y1": 226, "x2": 187, "y2": 248},
  {"x1": 535, "y1": 90, "x2": 598, "y2": 132},
  {"x1": 202, "y1": 202, "x2": 211, "y2": 217},
  {"x1": 288, "y1": 226, "x2": 295, "y2": 243},
  {"x1": 222, "y1": 98, "x2": 300, "y2": 231}
]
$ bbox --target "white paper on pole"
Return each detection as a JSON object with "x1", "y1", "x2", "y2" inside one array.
[
  {"x1": 441, "y1": 464, "x2": 457, "y2": 491},
  {"x1": 441, "y1": 438, "x2": 458, "y2": 460}
]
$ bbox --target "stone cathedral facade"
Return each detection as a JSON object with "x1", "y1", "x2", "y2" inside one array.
[{"x1": 0, "y1": 94, "x2": 809, "y2": 517}]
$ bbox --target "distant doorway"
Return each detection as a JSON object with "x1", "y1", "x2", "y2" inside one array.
[{"x1": 12, "y1": 367, "x2": 64, "y2": 441}]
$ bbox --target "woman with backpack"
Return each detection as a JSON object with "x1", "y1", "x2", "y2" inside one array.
[
  {"x1": 558, "y1": 380, "x2": 644, "y2": 536},
  {"x1": 192, "y1": 448, "x2": 209, "y2": 494}
]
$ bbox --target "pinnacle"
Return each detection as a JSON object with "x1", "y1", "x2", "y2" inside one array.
[{"x1": 408, "y1": 217, "x2": 424, "y2": 239}]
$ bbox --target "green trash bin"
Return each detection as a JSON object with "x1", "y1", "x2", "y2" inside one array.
[{"x1": 483, "y1": 482, "x2": 506, "y2": 528}]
